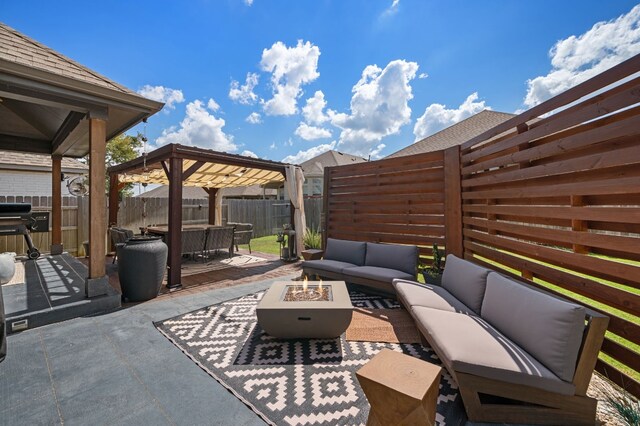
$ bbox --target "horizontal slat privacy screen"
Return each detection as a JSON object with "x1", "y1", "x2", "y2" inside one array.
[
  {"x1": 324, "y1": 150, "x2": 451, "y2": 261},
  {"x1": 324, "y1": 54, "x2": 640, "y2": 397}
]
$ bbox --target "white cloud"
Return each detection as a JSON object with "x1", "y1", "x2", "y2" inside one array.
[
  {"x1": 241, "y1": 150, "x2": 258, "y2": 158},
  {"x1": 418, "y1": 72, "x2": 429, "y2": 79},
  {"x1": 207, "y1": 98, "x2": 220, "y2": 111},
  {"x1": 413, "y1": 92, "x2": 488, "y2": 141},
  {"x1": 244, "y1": 0, "x2": 253, "y2": 5},
  {"x1": 381, "y1": 0, "x2": 400, "y2": 17},
  {"x1": 282, "y1": 141, "x2": 336, "y2": 164},
  {"x1": 137, "y1": 85, "x2": 185, "y2": 109},
  {"x1": 260, "y1": 40, "x2": 321, "y2": 115},
  {"x1": 302, "y1": 90, "x2": 331, "y2": 125},
  {"x1": 294, "y1": 122, "x2": 332, "y2": 140},
  {"x1": 330, "y1": 59, "x2": 418, "y2": 157},
  {"x1": 269, "y1": 142, "x2": 276, "y2": 150},
  {"x1": 245, "y1": 112, "x2": 262, "y2": 124},
  {"x1": 229, "y1": 72, "x2": 260, "y2": 105},
  {"x1": 524, "y1": 5, "x2": 640, "y2": 108},
  {"x1": 156, "y1": 99, "x2": 236, "y2": 152}
]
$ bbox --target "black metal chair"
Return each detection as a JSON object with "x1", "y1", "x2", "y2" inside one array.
[
  {"x1": 227, "y1": 222, "x2": 254, "y2": 254},
  {"x1": 109, "y1": 226, "x2": 134, "y2": 264},
  {"x1": 181, "y1": 228, "x2": 207, "y2": 260},
  {"x1": 204, "y1": 226, "x2": 235, "y2": 259}
]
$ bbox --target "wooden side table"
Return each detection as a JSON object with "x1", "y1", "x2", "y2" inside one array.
[{"x1": 356, "y1": 348, "x2": 442, "y2": 426}]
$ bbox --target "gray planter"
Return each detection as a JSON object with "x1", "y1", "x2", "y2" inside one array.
[
  {"x1": 422, "y1": 272, "x2": 442, "y2": 286},
  {"x1": 0, "y1": 252, "x2": 16, "y2": 284},
  {"x1": 117, "y1": 236, "x2": 168, "y2": 302}
]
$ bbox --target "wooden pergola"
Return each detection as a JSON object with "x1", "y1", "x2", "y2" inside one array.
[
  {"x1": 107, "y1": 143, "x2": 304, "y2": 289},
  {"x1": 0, "y1": 23, "x2": 163, "y2": 298}
]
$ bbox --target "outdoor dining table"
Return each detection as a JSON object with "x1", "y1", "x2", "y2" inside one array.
[{"x1": 146, "y1": 224, "x2": 209, "y2": 239}]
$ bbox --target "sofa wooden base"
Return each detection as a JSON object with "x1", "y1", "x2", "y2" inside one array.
[{"x1": 457, "y1": 372, "x2": 597, "y2": 426}]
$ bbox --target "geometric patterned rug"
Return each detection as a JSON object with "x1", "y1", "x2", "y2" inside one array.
[{"x1": 155, "y1": 291, "x2": 466, "y2": 426}]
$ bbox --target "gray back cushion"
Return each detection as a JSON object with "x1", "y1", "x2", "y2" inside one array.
[
  {"x1": 323, "y1": 238, "x2": 366, "y2": 266},
  {"x1": 441, "y1": 255, "x2": 492, "y2": 314},
  {"x1": 481, "y1": 273, "x2": 586, "y2": 382},
  {"x1": 365, "y1": 242, "x2": 418, "y2": 275}
]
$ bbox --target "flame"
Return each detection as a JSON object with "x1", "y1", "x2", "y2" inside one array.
[{"x1": 303, "y1": 276, "x2": 308, "y2": 293}]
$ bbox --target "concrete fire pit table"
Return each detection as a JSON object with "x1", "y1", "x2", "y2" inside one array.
[{"x1": 256, "y1": 280, "x2": 353, "y2": 339}]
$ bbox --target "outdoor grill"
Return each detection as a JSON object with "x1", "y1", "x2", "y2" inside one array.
[{"x1": 0, "y1": 203, "x2": 48, "y2": 259}]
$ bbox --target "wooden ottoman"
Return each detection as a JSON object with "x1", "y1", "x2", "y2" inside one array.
[{"x1": 356, "y1": 348, "x2": 442, "y2": 426}]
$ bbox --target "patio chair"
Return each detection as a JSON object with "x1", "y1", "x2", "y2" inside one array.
[
  {"x1": 180, "y1": 228, "x2": 207, "y2": 260},
  {"x1": 204, "y1": 226, "x2": 235, "y2": 259},
  {"x1": 109, "y1": 226, "x2": 134, "y2": 264},
  {"x1": 227, "y1": 222, "x2": 253, "y2": 254}
]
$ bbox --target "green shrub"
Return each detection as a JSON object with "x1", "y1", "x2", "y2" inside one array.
[{"x1": 303, "y1": 228, "x2": 322, "y2": 249}]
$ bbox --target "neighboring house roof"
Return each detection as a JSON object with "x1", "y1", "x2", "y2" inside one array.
[
  {"x1": 0, "y1": 23, "x2": 135, "y2": 95},
  {"x1": 137, "y1": 185, "x2": 276, "y2": 199},
  {"x1": 301, "y1": 150, "x2": 367, "y2": 177},
  {"x1": 0, "y1": 150, "x2": 88, "y2": 173},
  {"x1": 386, "y1": 110, "x2": 516, "y2": 158}
]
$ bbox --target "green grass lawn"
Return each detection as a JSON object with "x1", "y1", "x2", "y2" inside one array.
[{"x1": 239, "y1": 234, "x2": 281, "y2": 255}]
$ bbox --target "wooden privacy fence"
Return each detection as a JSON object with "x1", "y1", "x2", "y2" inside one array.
[
  {"x1": 119, "y1": 198, "x2": 322, "y2": 238},
  {"x1": 0, "y1": 196, "x2": 323, "y2": 255},
  {"x1": 324, "y1": 55, "x2": 640, "y2": 397}
]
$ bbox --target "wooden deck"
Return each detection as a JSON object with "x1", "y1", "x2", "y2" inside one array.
[{"x1": 83, "y1": 249, "x2": 302, "y2": 303}]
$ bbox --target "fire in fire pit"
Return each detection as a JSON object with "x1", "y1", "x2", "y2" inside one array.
[{"x1": 283, "y1": 277, "x2": 332, "y2": 302}]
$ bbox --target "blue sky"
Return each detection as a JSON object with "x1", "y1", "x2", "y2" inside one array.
[{"x1": 3, "y1": 1, "x2": 640, "y2": 163}]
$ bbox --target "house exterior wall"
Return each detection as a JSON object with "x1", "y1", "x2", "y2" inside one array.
[
  {"x1": 0, "y1": 170, "x2": 83, "y2": 196},
  {"x1": 277, "y1": 177, "x2": 323, "y2": 200}
]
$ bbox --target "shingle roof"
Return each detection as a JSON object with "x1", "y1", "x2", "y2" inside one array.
[
  {"x1": 301, "y1": 150, "x2": 367, "y2": 176},
  {"x1": 386, "y1": 110, "x2": 516, "y2": 158},
  {"x1": 137, "y1": 185, "x2": 276, "y2": 199},
  {"x1": 0, "y1": 22, "x2": 136, "y2": 95},
  {"x1": 0, "y1": 150, "x2": 88, "y2": 172}
]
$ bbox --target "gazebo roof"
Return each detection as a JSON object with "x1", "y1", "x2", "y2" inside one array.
[
  {"x1": 0, "y1": 22, "x2": 163, "y2": 157},
  {"x1": 108, "y1": 143, "x2": 292, "y2": 188}
]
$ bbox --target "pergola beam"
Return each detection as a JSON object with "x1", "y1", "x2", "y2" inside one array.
[
  {"x1": 85, "y1": 117, "x2": 109, "y2": 298},
  {"x1": 51, "y1": 111, "x2": 86, "y2": 155},
  {"x1": 167, "y1": 157, "x2": 183, "y2": 290},
  {"x1": 51, "y1": 155, "x2": 63, "y2": 255}
]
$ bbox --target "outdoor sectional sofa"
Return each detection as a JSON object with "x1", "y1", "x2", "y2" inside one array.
[
  {"x1": 302, "y1": 238, "x2": 418, "y2": 295},
  {"x1": 393, "y1": 254, "x2": 609, "y2": 425}
]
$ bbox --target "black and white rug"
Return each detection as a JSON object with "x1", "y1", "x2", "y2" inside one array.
[{"x1": 155, "y1": 291, "x2": 466, "y2": 426}]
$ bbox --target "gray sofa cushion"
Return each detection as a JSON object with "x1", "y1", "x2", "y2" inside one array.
[
  {"x1": 481, "y1": 273, "x2": 586, "y2": 382},
  {"x1": 303, "y1": 259, "x2": 357, "y2": 275},
  {"x1": 412, "y1": 307, "x2": 576, "y2": 395},
  {"x1": 392, "y1": 279, "x2": 476, "y2": 315},
  {"x1": 365, "y1": 242, "x2": 418, "y2": 275},
  {"x1": 441, "y1": 255, "x2": 492, "y2": 314},
  {"x1": 324, "y1": 238, "x2": 366, "y2": 266},
  {"x1": 342, "y1": 266, "x2": 414, "y2": 284}
]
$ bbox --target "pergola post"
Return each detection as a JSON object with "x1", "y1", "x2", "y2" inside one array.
[
  {"x1": 50, "y1": 154, "x2": 63, "y2": 255},
  {"x1": 167, "y1": 157, "x2": 183, "y2": 290},
  {"x1": 205, "y1": 188, "x2": 218, "y2": 225},
  {"x1": 108, "y1": 173, "x2": 119, "y2": 252},
  {"x1": 85, "y1": 117, "x2": 109, "y2": 298}
]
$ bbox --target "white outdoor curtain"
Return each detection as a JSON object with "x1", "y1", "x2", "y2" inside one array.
[
  {"x1": 215, "y1": 189, "x2": 223, "y2": 226},
  {"x1": 285, "y1": 165, "x2": 307, "y2": 257}
]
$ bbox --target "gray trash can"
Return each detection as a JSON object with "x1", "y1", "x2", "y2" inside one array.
[{"x1": 117, "y1": 236, "x2": 168, "y2": 302}]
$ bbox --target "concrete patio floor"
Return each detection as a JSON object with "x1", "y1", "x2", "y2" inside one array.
[{"x1": 0, "y1": 275, "x2": 299, "y2": 426}]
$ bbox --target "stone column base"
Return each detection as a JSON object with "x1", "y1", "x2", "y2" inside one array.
[
  {"x1": 50, "y1": 244, "x2": 63, "y2": 256},
  {"x1": 85, "y1": 276, "x2": 110, "y2": 298}
]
